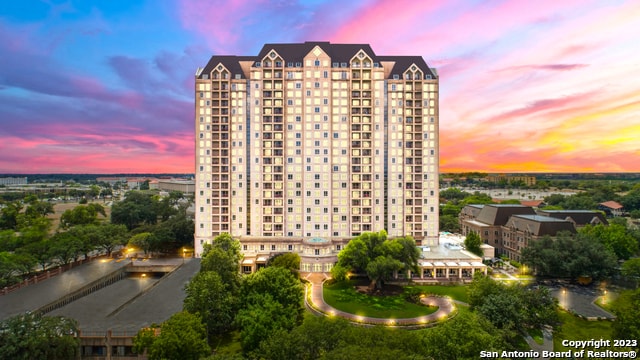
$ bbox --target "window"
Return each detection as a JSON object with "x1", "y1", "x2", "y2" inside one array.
[
  {"x1": 314, "y1": 82, "x2": 320, "y2": 88},
  {"x1": 315, "y1": 249, "x2": 320, "y2": 255},
  {"x1": 260, "y1": 244, "x2": 265, "y2": 251},
  {"x1": 314, "y1": 124, "x2": 320, "y2": 130},
  {"x1": 295, "y1": 83, "x2": 302, "y2": 89},
  {"x1": 323, "y1": 71, "x2": 328, "y2": 78},
  {"x1": 336, "y1": 245, "x2": 341, "y2": 251},
  {"x1": 288, "y1": 244, "x2": 293, "y2": 251},
  {"x1": 243, "y1": 245, "x2": 248, "y2": 251},
  {"x1": 314, "y1": 107, "x2": 320, "y2": 113},
  {"x1": 271, "y1": 244, "x2": 276, "y2": 251},
  {"x1": 314, "y1": 60, "x2": 320, "y2": 66}
]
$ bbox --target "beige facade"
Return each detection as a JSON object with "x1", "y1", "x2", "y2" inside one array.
[{"x1": 194, "y1": 42, "x2": 439, "y2": 262}]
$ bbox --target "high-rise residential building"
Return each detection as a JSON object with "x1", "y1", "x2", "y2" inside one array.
[{"x1": 194, "y1": 42, "x2": 439, "y2": 270}]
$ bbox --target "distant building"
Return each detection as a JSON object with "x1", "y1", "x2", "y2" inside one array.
[
  {"x1": 157, "y1": 179, "x2": 195, "y2": 194},
  {"x1": 502, "y1": 215, "x2": 576, "y2": 261},
  {"x1": 519, "y1": 200, "x2": 545, "y2": 208},
  {"x1": 599, "y1": 201, "x2": 624, "y2": 217},
  {"x1": 486, "y1": 174, "x2": 536, "y2": 186},
  {"x1": 0, "y1": 177, "x2": 27, "y2": 185},
  {"x1": 459, "y1": 204, "x2": 602, "y2": 261}
]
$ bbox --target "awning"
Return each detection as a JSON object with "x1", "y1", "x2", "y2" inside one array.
[
  {"x1": 256, "y1": 256, "x2": 268, "y2": 263},
  {"x1": 242, "y1": 259, "x2": 254, "y2": 265}
]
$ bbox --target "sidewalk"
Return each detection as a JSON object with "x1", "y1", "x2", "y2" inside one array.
[
  {"x1": 524, "y1": 328, "x2": 554, "y2": 360},
  {"x1": 303, "y1": 273, "x2": 454, "y2": 326}
]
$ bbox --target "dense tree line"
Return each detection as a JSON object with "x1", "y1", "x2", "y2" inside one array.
[
  {"x1": 521, "y1": 221, "x2": 640, "y2": 280},
  {"x1": 0, "y1": 191, "x2": 192, "y2": 288}
]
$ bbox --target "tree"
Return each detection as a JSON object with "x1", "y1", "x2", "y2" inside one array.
[
  {"x1": 421, "y1": 311, "x2": 508, "y2": 360},
  {"x1": 439, "y1": 214, "x2": 461, "y2": 233},
  {"x1": 521, "y1": 232, "x2": 617, "y2": 280},
  {"x1": 0, "y1": 252, "x2": 34, "y2": 287},
  {"x1": 259, "y1": 316, "x2": 352, "y2": 360},
  {"x1": 239, "y1": 266, "x2": 304, "y2": 320},
  {"x1": 110, "y1": 191, "x2": 158, "y2": 230},
  {"x1": 477, "y1": 292, "x2": 523, "y2": 331},
  {"x1": 183, "y1": 271, "x2": 237, "y2": 340},
  {"x1": 267, "y1": 252, "x2": 301, "y2": 276},
  {"x1": 580, "y1": 224, "x2": 638, "y2": 260},
  {"x1": 236, "y1": 293, "x2": 300, "y2": 354},
  {"x1": 133, "y1": 312, "x2": 211, "y2": 360},
  {"x1": 464, "y1": 231, "x2": 483, "y2": 257},
  {"x1": 23, "y1": 198, "x2": 54, "y2": 219},
  {"x1": 365, "y1": 255, "x2": 403, "y2": 289},
  {"x1": 237, "y1": 267, "x2": 305, "y2": 353},
  {"x1": 0, "y1": 312, "x2": 79, "y2": 360},
  {"x1": 128, "y1": 232, "x2": 156, "y2": 255},
  {"x1": 611, "y1": 288, "x2": 640, "y2": 349},
  {"x1": 96, "y1": 223, "x2": 128, "y2": 256},
  {"x1": 50, "y1": 231, "x2": 83, "y2": 265},
  {"x1": 0, "y1": 201, "x2": 22, "y2": 230},
  {"x1": 336, "y1": 230, "x2": 419, "y2": 288},
  {"x1": 467, "y1": 274, "x2": 557, "y2": 343},
  {"x1": 59, "y1": 203, "x2": 105, "y2": 229},
  {"x1": 200, "y1": 233, "x2": 243, "y2": 291},
  {"x1": 20, "y1": 239, "x2": 54, "y2": 271},
  {"x1": 621, "y1": 258, "x2": 640, "y2": 279}
]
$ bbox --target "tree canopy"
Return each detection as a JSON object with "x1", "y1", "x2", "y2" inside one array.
[
  {"x1": 133, "y1": 312, "x2": 210, "y2": 360},
  {"x1": 335, "y1": 230, "x2": 420, "y2": 288},
  {"x1": 521, "y1": 232, "x2": 617, "y2": 280},
  {"x1": 0, "y1": 312, "x2": 79, "y2": 360},
  {"x1": 464, "y1": 231, "x2": 483, "y2": 257}
]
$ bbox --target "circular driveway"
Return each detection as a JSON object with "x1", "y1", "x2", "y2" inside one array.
[{"x1": 303, "y1": 273, "x2": 455, "y2": 326}]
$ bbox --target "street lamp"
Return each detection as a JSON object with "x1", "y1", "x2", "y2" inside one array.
[{"x1": 182, "y1": 248, "x2": 186, "y2": 264}]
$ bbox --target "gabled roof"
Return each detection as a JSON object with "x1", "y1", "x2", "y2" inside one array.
[
  {"x1": 378, "y1": 55, "x2": 437, "y2": 79},
  {"x1": 257, "y1": 42, "x2": 378, "y2": 65},
  {"x1": 536, "y1": 210, "x2": 608, "y2": 226},
  {"x1": 199, "y1": 55, "x2": 254, "y2": 79},
  {"x1": 506, "y1": 215, "x2": 577, "y2": 236},
  {"x1": 197, "y1": 42, "x2": 437, "y2": 80},
  {"x1": 520, "y1": 200, "x2": 545, "y2": 207},
  {"x1": 460, "y1": 204, "x2": 484, "y2": 218},
  {"x1": 476, "y1": 205, "x2": 536, "y2": 226},
  {"x1": 599, "y1": 201, "x2": 623, "y2": 210}
]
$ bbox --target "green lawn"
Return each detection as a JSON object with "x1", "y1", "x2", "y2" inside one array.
[
  {"x1": 407, "y1": 284, "x2": 469, "y2": 303},
  {"x1": 323, "y1": 280, "x2": 438, "y2": 319},
  {"x1": 594, "y1": 292, "x2": 617, "y2": 312},
  {"x1": 553, "y1": 310, "x2": 614, "y2": 351}
]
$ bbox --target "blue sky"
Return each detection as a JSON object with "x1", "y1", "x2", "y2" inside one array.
[{"x1": 1, "y1": 0, "x2": 639, "y2": 173}]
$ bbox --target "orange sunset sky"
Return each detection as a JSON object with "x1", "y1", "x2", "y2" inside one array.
[{"x1": 0, "y1": 0, "x2": 639, "y2": 174}]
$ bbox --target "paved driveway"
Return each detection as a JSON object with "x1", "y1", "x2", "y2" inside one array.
[{"x1": 303, "y1": 273, "x2": 454, "y2": 326}]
